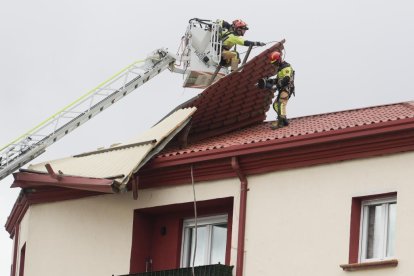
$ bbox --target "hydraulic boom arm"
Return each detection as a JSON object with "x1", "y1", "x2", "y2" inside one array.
[{"x1": 0, "y1": 48, "x2": 176, "y2": 181}]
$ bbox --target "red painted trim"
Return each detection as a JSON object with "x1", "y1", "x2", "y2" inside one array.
[
  {"x1": 11, "y1": 172, "x2": 115, "y2": 193},
  {"x1": 129, "y1": 212, "x2": 152, "y2": 273},
  {"x1": 348, "y1": 192, "x2": 397, "y2": 263},
  {"x1": 18, "y1": 243, "x2": 26, "y2": 276},
  {"x1": 231, "y1": 157, "x2": 247, "y2": 276},
  {"x1": 176, "y1": 218, "x2": 184, "y2": 269},
  {"x1": 11, "y1": 225, "x2": 19, "y2": 276},
  {"x1": 349, "y1": 198, "x2": 361, "y2": 263}
]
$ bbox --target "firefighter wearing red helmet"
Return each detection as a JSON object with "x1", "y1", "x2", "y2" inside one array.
[
  {"x1": 269, "y1": 51, "x2": 281, "y2": 64},
  {"x1": 259, "y1": 50, "x2": 295, "y2": 129},
  {"x1": 216, "y1": 19, "x2": 266, "y2": 71}
]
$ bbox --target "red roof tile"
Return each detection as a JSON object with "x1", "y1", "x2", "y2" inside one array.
[
  {"x1": 159, "y1": 102, "x2": 414, "y2": 158},
  {"x1": 183, "y1": 41, "x2": 285, "y2": 141}
]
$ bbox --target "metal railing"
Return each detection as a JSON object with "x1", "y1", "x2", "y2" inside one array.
[{"x1": 118, "y1": 264, "x2": 233, "y2": 276}]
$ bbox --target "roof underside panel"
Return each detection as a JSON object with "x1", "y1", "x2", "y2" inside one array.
[
  {"x1": 26, "y1": 108, "x2": 197, "y2": 189},
  {"x1": 28, "y1": 144, "x2": 154, "y2": 180},
  {"x1": 123, "y1": 107, "x2": 197, "y2": 146},
  {"x1": 183, "y1": 41, "x2": 285, "y2": 142}
]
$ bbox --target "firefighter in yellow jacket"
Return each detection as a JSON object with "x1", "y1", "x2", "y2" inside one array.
[
  {"x1": 217, "y1": 19, "x2": 266, "y2": 71},
  {"x1": 258, "y1": 51, "x2": 295, "y2": 129}
]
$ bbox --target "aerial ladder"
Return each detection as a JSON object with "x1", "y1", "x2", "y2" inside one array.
[{"x1": 0, "y1": 18, "x2": 254, "y2": 181}]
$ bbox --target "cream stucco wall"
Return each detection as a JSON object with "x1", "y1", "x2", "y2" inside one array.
[
  {"x1": 244, "y1": 151, "x2": 414, "y2": 276},
  {"x1": 19, "y1": 178, "x2": 240, "y2": 276},
  {"x1": 16, "y1": 151, "x2": 414, "y2": 276}
]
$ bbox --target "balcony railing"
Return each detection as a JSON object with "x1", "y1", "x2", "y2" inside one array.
[{"x1": 118, "y1": 264, "x2": 234, "y2": 276}]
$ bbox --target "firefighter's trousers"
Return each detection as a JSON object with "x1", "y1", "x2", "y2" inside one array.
[
  {"x1": 222, "y1": 50, "x2": 240, "y2": 71},
  {"x1": 273, "y1": 90, "x2": 289, "y2": 118}
]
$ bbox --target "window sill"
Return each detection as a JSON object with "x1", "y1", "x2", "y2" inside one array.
[{"x1": 340, "y1": 259, "x2": 398, "y2": 271}]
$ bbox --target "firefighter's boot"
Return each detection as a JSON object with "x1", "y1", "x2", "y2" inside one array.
[
  {"x1": 270, "y1": 118, "x2": 285, "y2": 130},
  {"x1": 281, "y1": 116, "x2": 289, "y2": 126}
]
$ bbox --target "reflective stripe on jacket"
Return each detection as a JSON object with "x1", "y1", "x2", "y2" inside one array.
[
  {"x1": 277, "y1": 65, "x2": 293, "y2": 80},
  {"x1": 222, "y1": 31, "x2": 245, "y2": 50}
]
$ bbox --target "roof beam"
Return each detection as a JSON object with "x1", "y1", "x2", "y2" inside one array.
[{"x1": 11, "y1": 171, "x2": 115, "y2": 193}]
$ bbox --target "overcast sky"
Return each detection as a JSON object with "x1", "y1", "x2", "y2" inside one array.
[{"x1": 0, "y1": 0, "x2": 413, "y2": 273}]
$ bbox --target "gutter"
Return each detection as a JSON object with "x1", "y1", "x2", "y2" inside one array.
[
  {"x1": 231, "y1": 156, "x2": 248, "y2": 276},
  {"x1": 148, "y1": 117, "x2": 414, "y2": 169}
]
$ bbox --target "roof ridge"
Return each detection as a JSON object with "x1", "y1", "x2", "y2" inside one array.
[
  {"x1": 401, "y1": 101, "x2": 414, "y2": 112},
  {"x1": 281, "y1": 100, "x2": 414, "y2": 122}
]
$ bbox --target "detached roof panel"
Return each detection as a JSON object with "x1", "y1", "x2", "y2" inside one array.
[
  {"x1": 183, "y1": 41, "x2": 285, "y2": 142},
  {"x1": 124, "y1": 108, "x2": 197, "y2": 146},
  {"x1": 28, "y1": 143, "x2": 154, "y2": 181},
  {"x1": 25, "y1": 107, "x2": 197, "y2": 189}
]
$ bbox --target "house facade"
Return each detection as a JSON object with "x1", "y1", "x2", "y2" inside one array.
[{"x1": 5, "y1": 101, "x2": 414, "y2": 276}]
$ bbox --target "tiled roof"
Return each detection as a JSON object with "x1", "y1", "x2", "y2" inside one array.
[
  {"x1": 183, "y1": 41, "x2": 285, "y2": 142},
  {"x1": 158, "y1": 102, "x2": 414, "y2": 158}
]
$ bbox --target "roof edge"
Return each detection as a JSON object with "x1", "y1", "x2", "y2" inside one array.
[
  {"x1": 137, "y1": 118, "x2": 414, "y2": 189},
  {"x1": 11, "y1": 171, "x2": 116, "y2": 193},
  {"x1": 146, "y1": 116, "x2": 414, "y2": 169},
  {"x1": 280, "y1": 100, "x2": 414, "y2": 122}
]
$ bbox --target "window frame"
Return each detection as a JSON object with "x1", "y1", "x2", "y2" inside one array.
[
  {"x1": 180, "y1": 214, "x2": 228, "y2": 268},
  {"x1": 358, "y1": 196, "x2": 397, "y2": 262}
]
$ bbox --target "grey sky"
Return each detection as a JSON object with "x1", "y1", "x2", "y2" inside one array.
[{"x1": 0, "y1": 0, "x2": 413, "y2": 273}]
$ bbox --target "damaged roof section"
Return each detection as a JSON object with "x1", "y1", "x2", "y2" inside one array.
[
  {"x1": 9, "y1": 42, "x2": 289, "y2": 194},
  {"x1": 16, "y1": 107, "x2": 197, "y2": 192},
  {"x1": 181, "y1": 41, "x2": 285, "y2": 143}
]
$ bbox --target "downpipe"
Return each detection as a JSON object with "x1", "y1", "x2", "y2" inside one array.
[{"x1": 231, "y1": 156, "x2": 248, "y2": 276}]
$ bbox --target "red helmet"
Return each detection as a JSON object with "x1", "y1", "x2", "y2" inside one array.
[
  {"x1": 232, "y1": 19, "x2": 249, "y2": 30},
  {"x1": 232, "y1": 19, "x2": 248, "y2": 36},
  {"x1": 269, "y1": 51, "x2": 281, "y2": 63}
]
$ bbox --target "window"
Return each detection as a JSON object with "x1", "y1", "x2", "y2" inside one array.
[
  {"x1": 130, "y1": 198, "x2": 233, "y2": 273},
  {"x1": 359, "y1": 197, "x2": 397, "y2": 262},
  {"x1": 181, "y1": 215, "x2": 228, "y2": 267}
]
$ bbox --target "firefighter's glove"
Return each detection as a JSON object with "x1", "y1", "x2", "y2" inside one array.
[
  {"x1": 254, "y1": 42, "x2": 266, "y2": 46},
  {"x1": 258, "y1": 78, "x2": 266, "y2": 89},
  {"x1": 258, "y1": 78, "x2": 276, "y2": 89}
]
